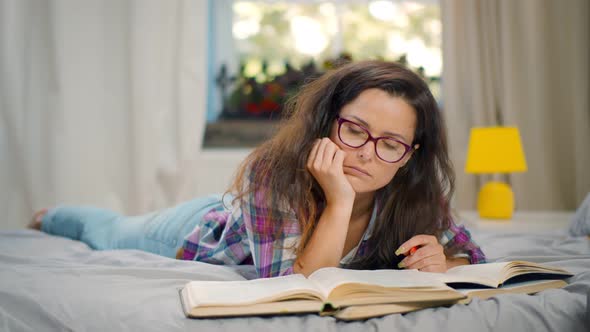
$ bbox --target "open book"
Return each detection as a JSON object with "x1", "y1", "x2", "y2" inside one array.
[{"x1": 179, "y1": 261, "x2": 572, "y2": 320}]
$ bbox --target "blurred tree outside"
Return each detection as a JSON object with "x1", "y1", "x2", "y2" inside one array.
[
  {"x1": 232, "y1": 1, "x2": 441, "y2": 95},
  {"x1": 204, "y1": 0, "x2": 442, "y2": 148}
]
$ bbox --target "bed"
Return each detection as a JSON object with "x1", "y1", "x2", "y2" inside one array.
[{"x1": 1, "y1": 213, "x2": 589, "y2": 331}]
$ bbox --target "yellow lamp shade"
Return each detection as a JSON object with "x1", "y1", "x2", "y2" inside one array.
[
  {"x1": 465, "y1": 127, "x2": 527, "y2": 174},
  {"x1": 465, "y1": 126, "x2": 527, "y2": 220}
]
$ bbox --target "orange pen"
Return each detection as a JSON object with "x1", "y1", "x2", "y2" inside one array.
[{"x1": 397, "y1": 246, "x2": 419, "y2": 269}]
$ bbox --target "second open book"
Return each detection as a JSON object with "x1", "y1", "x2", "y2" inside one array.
[{"x1": 180, "y1": 261, "x2": 572, "y2": 320}]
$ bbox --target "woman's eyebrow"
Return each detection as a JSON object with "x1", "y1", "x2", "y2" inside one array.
[{"x1": 349, "y1": 115, "x2": 408, "y2": 141}]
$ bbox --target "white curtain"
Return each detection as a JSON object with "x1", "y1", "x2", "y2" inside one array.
[
  {"x1": 442, "y1": 0, "x2": 590, "y2": 211},
  {"x1": 0, "y1": 0, "x2": 208, "y2": 229}
]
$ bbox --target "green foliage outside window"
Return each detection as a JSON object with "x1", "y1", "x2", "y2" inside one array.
[{"x1": 205, "y1": 1, "x2": 441, "y2": 147}]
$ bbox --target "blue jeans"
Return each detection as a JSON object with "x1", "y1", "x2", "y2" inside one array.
[{"x1": 41, "y1": 194, "x2": 226, "y2": 258}]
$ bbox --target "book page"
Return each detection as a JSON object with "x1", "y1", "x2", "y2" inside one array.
[
  {"x1": 184, "y1": 274, "x2": 324, "y2": 307},
  {"x1": 185, "y1": 300, "x2": 323, "y2": 318},
  {"x1": 439, "y1": 262, "x2": 509, "y2": 287},
  {"x1": 441, "y1": 261, "x2": 572, "y2": 287},
  {"x1": 501, "y1": 261, "x2": 572, "y2": 276},
  {"x1": 332, "y1": 300, "x2": 457, "y2": 320},
  {"x1": 456, "y1": 279, "x2": 568, "y2": 304},
  {"x1": 308, "y1": 267, "x2": 447, "y2": 296}
]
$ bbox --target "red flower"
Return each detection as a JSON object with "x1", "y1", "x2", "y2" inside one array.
[
  {"x1": 260, "y1": 99, "x2": 280, "y2": 113},
  {"x1": 246, "y1": 102, "x2": 262, "y2": 115}
]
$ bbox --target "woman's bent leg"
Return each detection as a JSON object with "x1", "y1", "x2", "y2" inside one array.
[{"x1": 41, "y1": 194, "x2": 225, "y2": 258}]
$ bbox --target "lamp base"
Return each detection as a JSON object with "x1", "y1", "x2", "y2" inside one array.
[{"x1": 477, "y1": 181, "x2": 514, "y2": 219}]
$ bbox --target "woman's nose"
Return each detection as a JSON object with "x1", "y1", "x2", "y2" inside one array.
[{"x1": 357, "y1": 140, "x2": 375, "y2": 161}]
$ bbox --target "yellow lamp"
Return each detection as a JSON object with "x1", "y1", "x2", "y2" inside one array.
[{"x1": 465, "y1": 127, "x2": 527, "y2": 219}]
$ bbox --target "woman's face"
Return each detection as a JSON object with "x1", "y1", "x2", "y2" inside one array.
[{"x1": 329, "y1": 88, "x2": 418, "y2": 194}]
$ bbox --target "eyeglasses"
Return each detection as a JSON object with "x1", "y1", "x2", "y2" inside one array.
[{"x1": 336, "y1": 116, "x2": 413, "y2": 163}]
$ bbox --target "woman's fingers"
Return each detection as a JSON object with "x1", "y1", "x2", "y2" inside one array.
[
  {"x1": 306, "y1": 138, "x2": 354, "y2": 204},
  {"x1": 307, "y1": 139, "x2": 320, "y2": 170},
  {"x1": 395, "y1": 234, "x2": 437, "y2": 256},
  {"x1": 403, "y1": 254, "x2": 447, "y2": 272},
  {"x1": 308, "y1": 138, "x2": 339, "y2": 172},
  {"x1": 313, "y1": 139, "x2": 328, "y2": 169},
  {"x1": 415, "y1": 262, "x2": 446, "y2": 273},
  {"x1": 321, "y1": 141, "x2": 338, "y2": 169},
  {"x1": 402, "y1": 245, "x2": 443, "y2": 269},
  {"x1": 396, "y1": 234, "x2": 446, "y2": 272},
  {"x1": 333, "y1": 149, "x2": 346, "y2": 171}
]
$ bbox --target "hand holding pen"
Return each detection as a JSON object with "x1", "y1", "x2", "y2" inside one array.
[{"x1": 394, "y1": 234, "x2": 448, "y2": 272}]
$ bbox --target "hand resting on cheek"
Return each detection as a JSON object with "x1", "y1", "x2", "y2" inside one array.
[{"x1": 306, "y1": 137, "x2": 355, "y2": 206}]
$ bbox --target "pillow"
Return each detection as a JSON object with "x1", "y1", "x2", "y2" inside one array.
[{"x1": 569, "y1": 192, "x2": 590, "y2": 236}]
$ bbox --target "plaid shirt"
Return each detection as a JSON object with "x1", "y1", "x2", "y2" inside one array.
[{"x1": 181, "y1": 191, "x2": 486, "y2": 278}]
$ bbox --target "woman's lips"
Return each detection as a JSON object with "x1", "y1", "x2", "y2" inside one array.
[{"x1": 344, "y1": 166, "x2": 371, "y2": 177}]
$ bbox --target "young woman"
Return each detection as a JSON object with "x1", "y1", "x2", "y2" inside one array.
[{"x1": 30, "y1": 60, "x2": 485, "y2": 278}]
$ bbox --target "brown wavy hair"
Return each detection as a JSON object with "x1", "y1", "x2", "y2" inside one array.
[{"x1": 229, "y1": 60, "x2": 460, "y2": 269}]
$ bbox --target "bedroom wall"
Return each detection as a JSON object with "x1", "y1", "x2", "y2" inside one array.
[
  {"x1": 1, "y1": 0, "x2": 239, "y2": 230},
  {"x1": 1, "y1": 0, "x2": 588, "y2": 230},
  {"x1": 177, "y1": 149, "x2": 251, "y2": 200}
]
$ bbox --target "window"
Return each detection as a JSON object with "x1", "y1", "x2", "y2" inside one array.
[{"x1": 204, "y1": 0, "x2": 441, "y2": 148}]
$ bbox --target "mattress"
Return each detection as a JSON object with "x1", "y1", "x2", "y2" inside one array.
[{"x1": 0, "y1": 224, "x2": 588, "y2": 331}]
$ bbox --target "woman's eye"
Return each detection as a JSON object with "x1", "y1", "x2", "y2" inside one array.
[
  {"x1": 383, "y1": 141, "x2": 400, "y2": 151},
  {"x1": 347, "y1": 126, "x2": 364, "y2": 135}
]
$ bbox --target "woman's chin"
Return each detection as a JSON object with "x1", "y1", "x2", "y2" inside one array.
[{"x1": 346, "y1": 175, "x2": 376, "y2": 194}]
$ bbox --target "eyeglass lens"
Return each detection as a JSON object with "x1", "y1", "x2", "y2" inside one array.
[{"x1": 339, "y1": 121, "x2": 406, "y2": 162}]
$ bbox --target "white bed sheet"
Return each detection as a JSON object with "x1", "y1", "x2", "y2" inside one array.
[{"x1": 0, "y1": 227, "x2": 588, "y2": 331}]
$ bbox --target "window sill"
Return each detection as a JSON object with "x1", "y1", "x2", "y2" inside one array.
[{"x1": 203, "y1": 119, "x2": 280, "y2": 148}]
